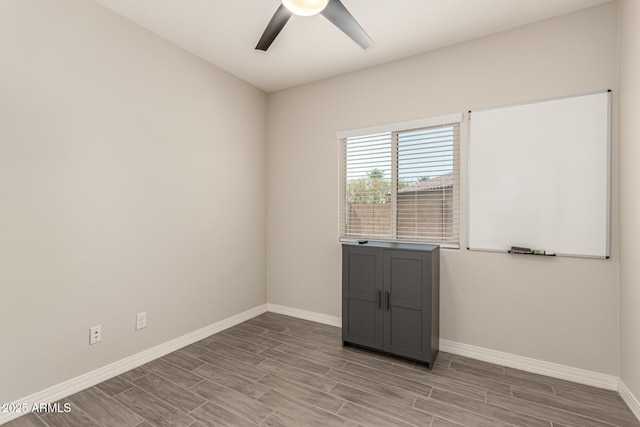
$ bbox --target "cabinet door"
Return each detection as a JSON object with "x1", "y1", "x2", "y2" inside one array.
[
  {"x1": 383, "y1": 250, "x2": 431, "y2": 361},
  {"x1": 342, "y1": 246, "x2": 383, "y2": 350}
]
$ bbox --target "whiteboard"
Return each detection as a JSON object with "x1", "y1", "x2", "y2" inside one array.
[{"x1": 468, "y1": 91, "x2": 611, "y2": 258}]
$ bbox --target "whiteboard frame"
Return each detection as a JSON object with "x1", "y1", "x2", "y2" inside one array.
[{"x1": 466, "y1": 90, "x2": 611, "y2": 259}]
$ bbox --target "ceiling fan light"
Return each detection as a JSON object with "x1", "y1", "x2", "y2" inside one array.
[{"x1": 282, "y1": 0, "x2": 329, "y2": 16}]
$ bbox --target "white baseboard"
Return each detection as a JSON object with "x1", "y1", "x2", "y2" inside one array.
[
  {"x1": 267, "y1": 303, "x2": 341, "y2": 327},
  {"x1": 440, "y1": 339, "x2": 619, "y2": 391},
  {"x1": 619, "y1": 380, "x2": 640, "y2": 421},
  {"x1": 0, "y1": 304, "x2": 268, "y2": 425}
]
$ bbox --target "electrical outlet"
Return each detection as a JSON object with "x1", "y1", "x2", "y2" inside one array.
[
  {"x1": 89, "y1": 325, "x2": 102, "y2": 345},
  {"x1": 136, "y1": 312, "x2": 147, "y2": 330}
]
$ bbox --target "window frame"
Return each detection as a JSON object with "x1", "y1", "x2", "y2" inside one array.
[{"x1": 337, "y1": 113, "x2": 462, "y2": 248}]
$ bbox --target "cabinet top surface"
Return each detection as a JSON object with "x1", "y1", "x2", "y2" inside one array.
[{"x1": 342, "y1": 240, "x2": 439, "y2": 252}]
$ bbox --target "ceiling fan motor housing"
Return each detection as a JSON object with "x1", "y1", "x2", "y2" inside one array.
[
  {"x1": 282, "y1": 0, "x2": 330, "y2": 16},
  {"x1": 256, "y1": 0, "x2": 373, "y2": 51}
]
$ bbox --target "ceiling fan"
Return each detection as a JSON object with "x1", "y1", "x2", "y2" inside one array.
[{"x1": 256, "y1": 0, "x2": 374, "y2": 51}]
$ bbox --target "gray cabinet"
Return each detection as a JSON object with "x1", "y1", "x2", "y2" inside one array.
[{"x1": 342, "y1": 241, "x2": 439, "y2": 368}]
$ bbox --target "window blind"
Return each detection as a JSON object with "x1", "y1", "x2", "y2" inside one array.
[{"x1": 339, "y1": 119, "x2": 460, "y2": 247}]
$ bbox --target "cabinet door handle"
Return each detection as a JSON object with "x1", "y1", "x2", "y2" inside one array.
[
  {"x1": 376, "y1": 290, "x2": 381, "y2": 309},
  {"x1": 385, "y1": 291, "x2": 390, "y2": 310}
]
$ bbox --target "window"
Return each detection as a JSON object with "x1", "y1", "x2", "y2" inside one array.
[{"x1": 339, "y1": 114, "x2": 460, "y2": 247}]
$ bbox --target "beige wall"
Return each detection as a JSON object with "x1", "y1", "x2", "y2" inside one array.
[
  {"x1": 0, "y1": 0, "x2": 267, "y2": 402},
  {"x1": 267, "y1": 3, "x2": 619, "y2": 374},
  {"x1": 619, "y1": 0, "x2": 640, "y2": 403}
]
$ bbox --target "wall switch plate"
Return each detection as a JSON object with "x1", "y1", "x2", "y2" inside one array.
[
  {"x1": 90, "y1": 325, "x2": 102, "y2": 345},
  {"x1": 136, "y1": 312, "x2": 147, "y2": 330}
]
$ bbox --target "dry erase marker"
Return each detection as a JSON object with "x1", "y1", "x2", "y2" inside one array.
[{"x1": 533, "y1": 249, "x2": 556, "y2": 256}]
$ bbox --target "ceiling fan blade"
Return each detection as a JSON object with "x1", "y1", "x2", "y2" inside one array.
[
  {"x1": 321, "y1": 0, "x2": 373, "y2": 49},
  {"x1": 256, "y1": 4, "x2": 293, "y2": 51}
]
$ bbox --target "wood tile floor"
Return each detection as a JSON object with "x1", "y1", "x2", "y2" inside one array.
[{"x1": 6, "y1": 312, "x2": 639, "y2": 427}]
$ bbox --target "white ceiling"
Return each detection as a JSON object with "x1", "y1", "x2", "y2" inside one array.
[{"x1": 95, "y1": 0, "x2": 611, "y2": 93}]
